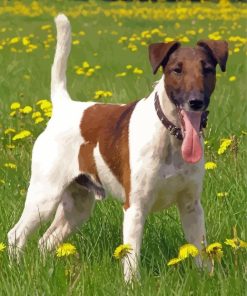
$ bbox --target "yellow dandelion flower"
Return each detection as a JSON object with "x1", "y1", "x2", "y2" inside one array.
[
  {"x1": 127, "y1": 43, "x2": 138, "y2": 52},
  {"x1": 44, "y1": 112, "x2": 52, "y2": 118},
  {"x1": 6, "y1": 144, "x2": 15, "y2": 149},
  {"x1": 179, "y1": 36, "x2": 190, "y2": 43},
  {"x1": 141, "y1": 41, "x2": 147, "y2": 46},
  {"x1": 10, "y1": 102, "x2": 21, "y2": 110},
  {"x1": 104, "y1": 91, "x2": 112, "y2": 97},
  {"x1": 113, "y1": 244, "x2": 132, "y2": 260},
  {"x1": 35, "y1": 117, "x2": 44, "y2": 124},
  {"x1": 208, "y1": 32, "x2": 222, "y2": 41},
  {"x1": 116, "y1": 72, "x2": 127, "y2": 77},
  {"x1": 217, "y1": 192, "x2": 229, "y2": 198},
  {"x1": 76, "y1": 68, "x2": 84, "y2": 75},
  {"x1": 167, "y1": 257, "x2": 182, "y2": 266},
  {"x1": 129, "y1": 37, "x2": 136, "y2": 42},
  {"x1": 225, "y1": 238, "x2": 247, "y2": 249},
  {"x1": 164, "y1": 37, "x2": 175, "y2": 42},
  {"x1": 85, "y1": 72, "x2": 93, "y2": 77},
  {"x1": 4, "y1": 163, "x2": 17, "y2": 170},
  {"x1": 87, "y1": 68, "x2": 95, "y2": 74},
  {"x1": 9, "y1": 37, "x2": 20, "y2": 45},
  {"x1": 20, "y1": 106, "x2": 32, "y2": 114},
  {"x1": 229, "y1": 76, "x2": 236, "y2": 82},
  {"x1": 94, "y1": 90, "x2": 104, "y2": 99},
  {"x1": 178, "y1": 244, "x2": 199, "y2": 259},
  {"x1": 22, "y1": 37, "x2": 30, "y2": 46},
  {"x1": 10, "y1": 111, "x2": 16, "y2": 117},
  {"x1": 224, "y1": 226, "x2": 247, "y2": 250},
  {"x1": 118, "y1": 36, "x2": 127, "y2": 43},
  {"x1": 12, "y1": 130, "x2": 31, "y2": 141},
  {"x1": 32, "y1": 111, "x2": 42, "y2": 119},
  {"x1": 4, "y1": 128, "x2": 16, "y2": 135},
  {"x1": 28, "y1": 44, "x2": 38, "y2": 51},
  {"x1": 0, "y1": 243, "x2": 6, "y2": 252},
  {"x1": 41, "y1": 24, "x2": 51, "y2": 30},
  {"x1": 126, "y1": 65, "x2": 133, "y2": 70},
  {"x1": 205, "y1": 242, "x2": 223, "y2": 259},
  {"x1": 82, "y1": 61, "x2": 90, "y2": 69},
  {"x1": 151, "y1": 28, "x2": 161, "y2": 35},
  {"x1": 79, "y1": 31, "x2": 85, "y2": 36},
  {"x1": 205, "y1": 162, "x2": 217, "y2": 170},
  {"x1": 36, "y1": 99, "x2": 51, "y2": 106},
  {"x1": 218, "y1": 138, "x2": 232, "y2": 155},
  {"x1": 56, "y1": 243, "x2": 77, "y2": 257},
  {"x1": 133, "y1": 67, "x2": 143, "y2": 75},
  {"x1": 186, "y1": 30, "x2": 196, "y2": 36},
  {"x1": 73, "y1": 40, "x2": 80, "y2": 45},
  {"x1": 94, "y1": 90, "x2": 112, "y2": 99},
  {"x1": 39, "y1": 101, "x2": 52, "y2": 111},
  {"x1": 94, "y1": 65, "x2": 101, "y2": 70}
]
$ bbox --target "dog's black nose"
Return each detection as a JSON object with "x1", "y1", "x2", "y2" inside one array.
[{"x1": 189, "y1": 99, "x2": 204, "y2": 111}]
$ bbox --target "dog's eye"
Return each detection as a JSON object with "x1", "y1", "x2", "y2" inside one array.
[{"x1": 173, "y1": 68, "x2": 182, "y2": 75}]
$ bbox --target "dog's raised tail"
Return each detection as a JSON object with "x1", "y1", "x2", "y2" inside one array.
[{"x1": 51, "y1": 14, "x2": 71, "y2": 106}]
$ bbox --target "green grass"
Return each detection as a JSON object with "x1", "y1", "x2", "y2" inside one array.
[{"x1": 0, "y1": 1, "x2": 246, "y2": 295}]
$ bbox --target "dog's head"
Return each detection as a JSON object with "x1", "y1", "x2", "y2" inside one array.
[{"x1": 149, "y1": 40, "x2": 228, "y2": 163}]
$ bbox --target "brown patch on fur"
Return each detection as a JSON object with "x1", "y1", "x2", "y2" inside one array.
[
  {"x1": 149, "y1": 41, "x2": 181, "y2": 74},
  {"x1": 79, "y1": 143, "x2": 99, "y2": 181},
  {"x1": 79, "y1": 101, "x2": 138, "y2": 209},
  {"x1": 197, "y1": 40, "x2": 228, "y2": 72}
]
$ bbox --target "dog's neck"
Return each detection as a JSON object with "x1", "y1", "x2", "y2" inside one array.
[{"x1": 153, "y1": 76, "x2": 181, "y2": 128}]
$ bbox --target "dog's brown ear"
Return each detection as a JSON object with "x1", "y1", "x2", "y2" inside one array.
[
  {"x1": 149, "y1": 42, "x2": 181, "y2": 74},
  {"x1": 197, "y1": 40, "x2": 228, "y2": 72}
]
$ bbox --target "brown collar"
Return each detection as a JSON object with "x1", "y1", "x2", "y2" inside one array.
[{"x1": 154, "y1": 92, "x2": 209, "y2": 140}]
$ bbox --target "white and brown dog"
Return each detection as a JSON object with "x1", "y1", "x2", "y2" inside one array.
[{"x1": 8, "y1": 14, "x2": 228, "y2": 281}]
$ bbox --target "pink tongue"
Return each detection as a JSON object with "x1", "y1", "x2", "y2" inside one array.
[{"x1": 181, "y1": 110, "x2": 203, "y2": 164}]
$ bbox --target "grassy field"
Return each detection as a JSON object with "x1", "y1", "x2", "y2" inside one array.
[{"x1": 0, "y1": 1, "x2": 246, "y2": 295}]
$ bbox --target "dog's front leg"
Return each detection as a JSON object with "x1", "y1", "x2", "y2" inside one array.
[
  {"x1": 122, "y1": 204, "x2": 147, "y2": 283},
  {"x1": 177, "y1": 192, "x2": 206, "y2": 267}
]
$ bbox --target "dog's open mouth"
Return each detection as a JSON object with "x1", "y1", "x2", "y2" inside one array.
[{"x1": 180, "y1": 110, "x2": 203, "y2": 164}]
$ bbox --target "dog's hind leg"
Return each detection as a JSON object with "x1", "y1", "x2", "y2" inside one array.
[
  {"x1": 38, "y1": 182, "x2": 95, "y2": 252},
  {"x1": 7, "y1": 130, "x2": 75, "y2": 258},
  {"x1": 7, "y1": 179, "x2": 63, "y2": 258}
]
